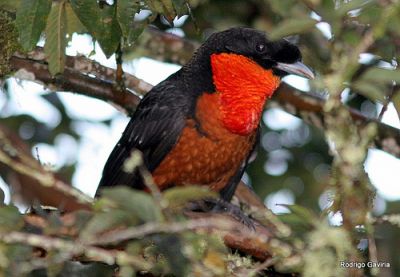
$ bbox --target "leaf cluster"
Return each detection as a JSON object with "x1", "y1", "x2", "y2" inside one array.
[{"x1": 0, "y1": 0, "x2": 194, "y2": 75}]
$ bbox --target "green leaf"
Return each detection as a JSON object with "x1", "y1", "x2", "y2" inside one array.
[
  {"x1": 80, "y1": 210, "x2": 137, "y2": 241},
  {"x1": 44, "y1": 1, "x2": 67, "y2": 75},
  {"x1": 352, "y1": 80, "x2": 385, "y2": 102},
  {"x1": 279, "y1": 204, "x2": 318, "y2": 226},
  {"x1": 15, "y1": 0, "x2": 52, "y2": 51},
  {"x1": 70, "y1": 0, "x2": 121, "y2": 57},
  {"x1": 65, "y1": 2, "x2": 86, "y2": 36},
  {"x1": 352, "y1": 67, "x2": 400, "y2": 102},
  {"x1": 336, "y1": 0, "x2": 372, "y2": 17},
  {"x1": 362, "y1": 67, "x2": 400, "y2": 84},
  {"x1": 0, "y1": 0, "x2": 21, "y2": 12},
  {"x1": 0, "y1": 205, "x2": 23, "y2": 232},
  {"x1": 102, "y1": 187, "x2": 163, "y2": 222},
  {"x1": 163, "y1": 186, "x2": 217, "y2": 210},
  {"x1": 117, "y1": 0, "x2": 139, "y2": 38},
  {"x1": 269, "y1": 17, "x2": 317, "y2": 40},
  {"x1": 126, "y1": 23, "x2": 146, "y2": 46}
]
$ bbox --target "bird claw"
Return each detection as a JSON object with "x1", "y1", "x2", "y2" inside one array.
[{"x1": 187, "y1": 198, "x2": 256, "y2": 230}]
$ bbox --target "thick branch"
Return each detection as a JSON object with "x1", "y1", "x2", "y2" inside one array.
[{"x1": 10, "y1": 54, "x2": 141, "y2": 114}]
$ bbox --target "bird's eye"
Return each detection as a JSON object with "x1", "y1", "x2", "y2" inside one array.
[{"x1": 256, "y1": 44, "x2": 265, "y2": 53}]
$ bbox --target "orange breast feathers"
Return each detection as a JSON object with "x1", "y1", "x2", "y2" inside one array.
[
  {"x1": 152, "y1": 93, "x2": 257, "y2": 192},
  {"x1": 210, "y1": 53, "x2": 281, "y2": 136}
]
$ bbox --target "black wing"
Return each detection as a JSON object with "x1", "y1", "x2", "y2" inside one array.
[{"x1": 98, "y1": 75, "x2": 192, "y2": 192}]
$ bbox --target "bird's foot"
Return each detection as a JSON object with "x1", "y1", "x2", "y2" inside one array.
[{"x1": 187, "y1": 198, "x2": 255, "y2": 230}]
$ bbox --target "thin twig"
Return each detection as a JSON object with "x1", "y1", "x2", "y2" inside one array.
[{"x1": 378, "y1": 83, "x2": 395, "y2": 121}]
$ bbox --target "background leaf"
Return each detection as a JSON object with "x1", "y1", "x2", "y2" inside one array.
[
  {"x1": 163, "y1": 186, "x2": 217, "y2": 210},
  {"x1": 44, "y1": 1, "x2": 67, "y2": 75},
  {"x1": 80, "y1": 210, "x2": 137, "y2": 241},
  {"x1": 0, "y1": 206, "x2": 23, "y2": 232},
  {"x1": 70, "y1": 0, "x2": 121, "y2": 57},
  {"x1": 15, "y1": 0, "x2": 52, "y2": 51},
  {"x1": 117, "y1": 0, "x2": 139, "y2": 39},
  {"x1": 102, "y1": 187, "x2": 163, "y2": 223},
  {"x1": 0, "y1": 0, "x2": 21, "y2": 12},
  {"x1": 65, "y1": 2, "x2": 86, "y2": 36}
]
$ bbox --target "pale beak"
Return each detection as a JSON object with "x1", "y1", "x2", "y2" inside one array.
[{"x1": 275, "y1": 61, "x2": 315, "y2": 79}]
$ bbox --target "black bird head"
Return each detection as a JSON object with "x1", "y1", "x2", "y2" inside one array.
[{"x1": 199, "y1": 27, "x2": 314, "y2": 79}]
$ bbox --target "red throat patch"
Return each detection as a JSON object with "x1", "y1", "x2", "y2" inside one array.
[{"x1": 210, "y1": 53, "x2": 281, "y2": 136}]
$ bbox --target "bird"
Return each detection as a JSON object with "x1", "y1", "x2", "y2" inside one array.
[{"x1": 97, "y1": 27, "x2": 314, "y2": 207}]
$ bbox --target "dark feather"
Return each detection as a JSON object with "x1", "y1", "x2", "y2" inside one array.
[{"x1": 98, "y1": 72, "x2": 194, "y2": 191}]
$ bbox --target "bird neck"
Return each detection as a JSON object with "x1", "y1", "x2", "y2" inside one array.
[{"x1": 210, "y1": 53, "x2": 281, "y2": 136}]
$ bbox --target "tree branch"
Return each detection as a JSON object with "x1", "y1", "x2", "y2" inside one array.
[
  {"x1": 9, "y1": 47, "x2": 400, "y2": 158},
  {"x1": 0, "y1": 125, "x2": 92, "y2": 211}
]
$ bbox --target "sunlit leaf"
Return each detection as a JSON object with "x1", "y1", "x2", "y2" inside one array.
[
  {"x1": 163, "y1": 186, "x2": 217, "y2": 211},
  {"x1": 269, "y1": 17, "x2": 317, "y2": 40},
  {"x1": 44, "y1": 1, "x2": 67, "y2": 75},
  {"x1": 15, "y1": 0, "x2": 52, "y2": 51},
  {"x1": 80, "y1": 210, "x2": 136, "y2": 241},
  {"x1": 102, "y1": 187, "x2": 163, "y2": 222}
]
